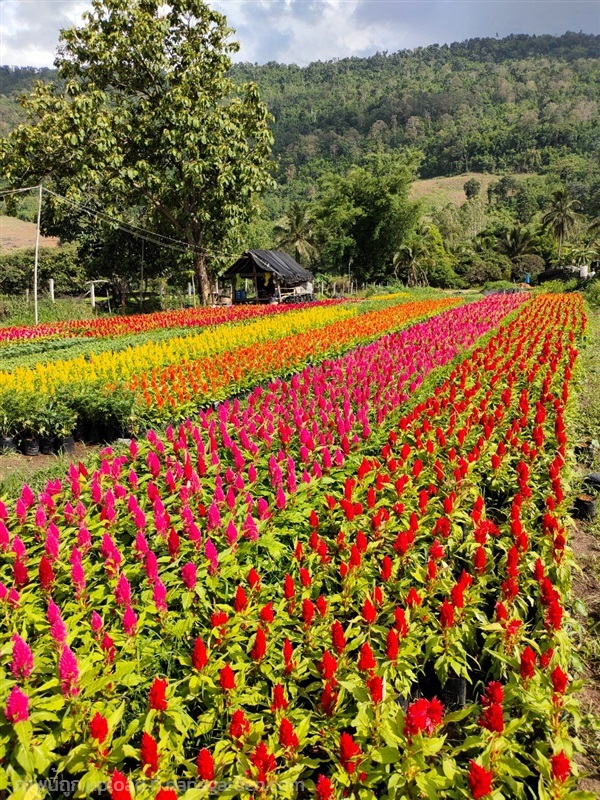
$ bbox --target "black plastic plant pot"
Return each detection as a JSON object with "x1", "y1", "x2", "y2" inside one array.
[
  {"x1": 0, "y1": 436, "x2": 17, "y2": 454},
  {"x1": 583, "y1": 472, "x2": 600, "y2": 492},
  {"x1": 20, "y1": 437, "x2": 40, "y2": 457},
  {"x1": 573, "y1": 493, "x2": 598, "y2": 520},
  {"x1": 58, "y1": 435, "x2": 76, "y2": 456},
  {"x1": 39, "y1": 437, "x2": 56, "y2": 456}
]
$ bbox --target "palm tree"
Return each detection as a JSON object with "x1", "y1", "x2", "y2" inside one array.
[
  {"x1": 393, "y1": 236, "x2": 430, "y2": 287},
  {"x1": 541, "y1": 188, "x2": 582, "y2": 260},
  {"x1": 495, "y1": 226, "x2": 537, "y2": 260},
  {"x1": 274, "y1": 202, "x2": 318, "y2": 266}
]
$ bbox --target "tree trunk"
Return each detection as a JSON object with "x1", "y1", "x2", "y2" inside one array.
[{"x1": 193, "y1": 251, "x2": 211, "y2": 305}]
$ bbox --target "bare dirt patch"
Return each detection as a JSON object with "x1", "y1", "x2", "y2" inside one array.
[{"x1": 0, "y1": 214, "x2": 59, "y2": 252}]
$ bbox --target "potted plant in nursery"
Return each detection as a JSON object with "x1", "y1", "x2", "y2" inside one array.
[
  {"x1": 54, "y1": 402, "x2": 78, "y2": 455},
  {"x1": 0, "y1": 390, "x2": 21, "y2": 454},
  {"x1": 17, "y1": 398, "x2": 46, "y2": 456}
]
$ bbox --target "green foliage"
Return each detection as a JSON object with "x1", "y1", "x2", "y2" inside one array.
[
  {"x1": 0, "y1": 244, "x2": 85, "y2": 295},
  {"x1": 314, "y1": 152, "x2": 420, "y2": 282},
  {"x1": 230, "y1": 32, "x2": 600, "y2": 185},
  {"x1": 463, "y1": 178, "x2": 480, "y2": 200},
  {"x1": 1, "y1": 0, "x2": 275, "y2": 304}
]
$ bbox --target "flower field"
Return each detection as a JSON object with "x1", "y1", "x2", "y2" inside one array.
[
  {"x1": 0, "y1": 295, "x2": 457, "y2": 444},
  {"x1": 0, "y1": 292, "x2": 593, "y2": 800},
  {"x1": 0, "y1": 301, "x2": 346, "y2": 346}
]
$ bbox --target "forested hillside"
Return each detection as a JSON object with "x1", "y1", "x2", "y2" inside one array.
[{"x1": 231, "y1": 32, "x2": 600, "y2": 184}]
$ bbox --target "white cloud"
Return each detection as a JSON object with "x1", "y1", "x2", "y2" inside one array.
[{"x1": 0, "y1": 0, "x2": 598, "y2": 68}]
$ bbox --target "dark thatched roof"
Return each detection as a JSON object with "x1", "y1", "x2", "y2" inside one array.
[{"x1": 222, "y1": 250, "x2": 313, "y2": 287}]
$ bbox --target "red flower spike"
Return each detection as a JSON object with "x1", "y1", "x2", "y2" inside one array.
[
  {"x1": 197, "y1": 748, "x2": 215, "y2": 781},
  {"x1": 468, "y1": 761, "x2": 493, "y2": 799},
  {"x1": 148, "y1": 678, "x2": 168, "y2": 711}
]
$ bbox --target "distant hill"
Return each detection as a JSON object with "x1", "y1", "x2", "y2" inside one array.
[
  {"x1": 2, "y1": 32, "x2": 599, "y2": 189},
  {"x1": 231, "y1": 32, "x2": 600, "y2": 184}
]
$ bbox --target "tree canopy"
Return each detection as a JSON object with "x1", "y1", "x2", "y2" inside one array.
[{"x1": 0, "y1": 0, "x2": 275, "y2": 303}]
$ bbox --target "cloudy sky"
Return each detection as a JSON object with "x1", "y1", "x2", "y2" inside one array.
[{"x1": 1, "y1": 0, "x2": 598, "y2": 68}]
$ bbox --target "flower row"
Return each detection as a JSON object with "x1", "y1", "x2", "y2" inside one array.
[{"x1": 0, "y1": 299, "x2": 346, "y2": 346}]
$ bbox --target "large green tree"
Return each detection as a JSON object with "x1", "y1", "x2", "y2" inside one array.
[
  {"x1": 0, "y1": 0, "x2": 274, "y2": 304},
  {"x1": 314, "y1": 152, "x2": 420, "y2": 282}
]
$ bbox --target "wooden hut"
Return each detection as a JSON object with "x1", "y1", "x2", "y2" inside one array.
[{"x1": 221, "y1": 250, "x2": 314, "y2": 304}]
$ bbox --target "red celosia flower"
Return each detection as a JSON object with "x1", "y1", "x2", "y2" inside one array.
[
  {"x1": 479, "y1": 703, "x2": 504, "y2": 734},
  {"x1": 481, "y1": 682, "x2": 504, "y2": 706},
  {"x1": 248, "y1": 567, "x2": 261, "y2": 590},
  {"x1": 316, "y1": 595, "x2": 328, "y2": 617},
  {"x1": 406, "y1": 587, "x2": 421, "y2": 606},
  {"x1": 540, "y1": 647, "x2": 554, "y2": 670},
  {"x1": 197, "y1": 748, "x2": 215, "y2": 781},
  {"x1": 192, "y1": 638, "x2": 208, "y2": 671},
  {"x1": 331, "y1": 621, "x2": 347, "y2": 654},
  {"x1": 251, "y1": 627, "x2": 267, "y2": 661},
  {"x1": 358, "y1": 642, "x2": 377, "y2": 672},
  {"x1": 230, "y1": 709, "x2": 250, "y2": 741},
  {"x1": 234, "y1": 586, "x2": 248, "y2": 612},
  {"x1": 90, "y1": 712, "x2": 109, "y2": 744},
  {"x1": 473, "y1": 546, "x2": 486, "y2": 573},
  {"x1": 220, "y1": 664, "x2": 236, "y2": 691},
  {"x1": 149, "y1": 678, "x2": 168, "y2": 711},
  {"x1": 468, "y1": 760, "x2": 493, "y2": 799},
  {"x1": 551, "y1": 666, "x2": 568, "y2": 695},
  {"x1": 155, "y1": 789, "x2": 177, "y2": 800},
  {"x1": 109, "y1": 770, "x2": 132, "y2": 800},
  {"x1": 315, "y1": 774, "x2": 334, "y2": 800},
  {"x1": 367, "y1": 674, "x2": 384, "y2": 704},
  {"x1": 284, "y1": 574, "x2": 295, "y2": 600},
  {"x1": 440, "y1": 599, "x2": 455, "y2": 629},
  {"x1": 248, "y1": 741, "x2": 277, "y2": 784},
  {"x1": 362, "y1": 597, "x2": 377, "y2": 625},
  {"x1": 405, "y1": 698, "x2": 444, "y2": 739},
  {"x1": 302, "y1": 598, "x2": 315, "y2": 627},
  {"x1": 260, "y1": 602, "x2": 275, "y2": 624},
  {"x1": 141, "y1": 731, "x2": 159, "y2": 777},
  {"x1": 279, "y1": 718, "x2": 299, "y2": 751},
  {"x1": 271, "y1": 683, "x2": 288, "y2": 711},
  {"x1": 386, "y1": 628, "x2": 399, "y2": 661},
  {"x1": 550, "y1": 751, "x2": 571, "y2": 783},
  {"x1": 381, "y1": 555, "x2": 393, "y2": 581},
  {"x1": 283, "y1": 638, "x2": 295, "y2": 673},
  {"x1": 321, "y1": 681, "x2": 338, "y2": 716},
  {"x1": 39, "y1": 556, "x2": 55, "y2": 591},
  {"x1": 299, "y1": 567, "x2": 312, "y2": 587},
  {"x1": 319, "y1": 650, "x2": 338, "y2": 681},
  {"x1": 520, "y1": 646, "x2": 536, "y2": 680},
  {"x1": 339, "y1": 732, "x2": 362, "y2": 774}
]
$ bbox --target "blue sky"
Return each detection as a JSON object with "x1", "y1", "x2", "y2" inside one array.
[{"x1": 1, "y1": 0, "x2": 598, "y2": 67}]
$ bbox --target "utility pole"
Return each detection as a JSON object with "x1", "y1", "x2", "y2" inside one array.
[{"x1": 33, "y1": 184, "x2": 42, "y2": 325}]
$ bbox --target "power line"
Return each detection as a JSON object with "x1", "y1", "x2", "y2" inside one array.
[
  {"x1": 0, "y1": 185, "x2": 41, "y2": 198},
  {"x1": 1, "y1": 183, "x2": 244, "y2": 261}
]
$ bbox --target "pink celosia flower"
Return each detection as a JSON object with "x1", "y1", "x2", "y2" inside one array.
[
  {"x1": 11, "y1": 634, "x2": 34, "y2": 680},
  {"x1": 59, "y1": 645, "x2": 80, "y2": 697},
  {"x1": 5, "y1": 686, "x2": 29, "y2": 723}
]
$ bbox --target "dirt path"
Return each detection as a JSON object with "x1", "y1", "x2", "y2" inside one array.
[{"x1": 571, "y1": 307, "x2": 600, "y2": 793}]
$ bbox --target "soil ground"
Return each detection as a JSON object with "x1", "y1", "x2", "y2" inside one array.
[
  {"x1": 0, "y1": 214, "x2": 59, "y2": 251},
  {"x1": 572, "y1": 307, "x2": 600, "y2": 792}
]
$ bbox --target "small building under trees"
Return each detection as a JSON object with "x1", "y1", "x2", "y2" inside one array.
[{"x1": 221, "y1": 250, "x2": 314, "y2": 303}]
